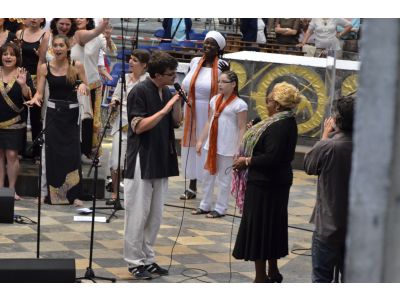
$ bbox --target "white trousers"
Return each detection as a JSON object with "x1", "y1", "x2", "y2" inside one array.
[
  {"x1": 123, "y1": 155, "x2": 168, "y2": 268},
  {"x1": 199, "y1": 152, "x2": 233, "y2": 215}
]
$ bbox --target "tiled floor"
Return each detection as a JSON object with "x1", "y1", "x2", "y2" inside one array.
[
  {"x1": 0, "y1": 168, "x2": 316, "y2": 283},
  {"x1": 1, "y1": 134, "x2": 317, "y2": 283}
]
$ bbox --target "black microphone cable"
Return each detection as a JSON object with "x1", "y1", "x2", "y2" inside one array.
[
  {"x1": 167, "y1": 93, "x2": 210, "y2": 283},
  {"x1": 14, "y1": 214, "x2": 37, "y2": 225}
]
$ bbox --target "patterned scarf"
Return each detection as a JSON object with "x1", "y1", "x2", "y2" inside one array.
[
  {"x1": 182, "y1": 55, "x2": 219, "y2": 147},
  {"x1": 204, "y1": 93, "x2": 237, "y2": 175},
  {"x1": 231, "y1": 110, "x2": 295, "y2": 213}
]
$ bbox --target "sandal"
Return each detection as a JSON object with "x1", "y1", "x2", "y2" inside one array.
[
  {"x1": 191, "y1": 208, "x2": 210, "y2": 215},
  {"x1": 206, "y1": 210, "x2": 225, "y2": 218},
  {"x1": 179, "y1": 189, "x2": 196, "y2": 200}
]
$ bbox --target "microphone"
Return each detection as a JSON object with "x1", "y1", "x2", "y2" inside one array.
[{"x1": 173, "y1": 83, "x2": 191, "y2": 108}]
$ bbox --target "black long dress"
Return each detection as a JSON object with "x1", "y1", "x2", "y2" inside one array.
[
  {"x1": 0, "y1": 74, "x2": 34, "y2": 150},
  {"x1": 45, "y1": 63, "x2": 82, "y2": 204},
  {"x1": 20, "y1": 30, "x2": 45, "y2": 157},
  {"x1": 233, "y1": 117, "x2": 298, "y2": 261}
]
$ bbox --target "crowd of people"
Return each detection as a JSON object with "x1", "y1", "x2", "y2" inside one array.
[
  {"x1": 238, "y1": 18, "x2": 359, "y2": 58},
  {"x1": 0, "y1": 18, "x2": 356, "y2": 283}
]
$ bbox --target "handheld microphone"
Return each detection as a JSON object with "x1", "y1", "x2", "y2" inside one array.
[{"x1": 173, "y1": 83, "x2": 191, "y2": 108}]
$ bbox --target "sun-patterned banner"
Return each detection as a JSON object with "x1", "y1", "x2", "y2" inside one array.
[{"x1": 229, "y1": 60, "x2": 358, "y2": 138}]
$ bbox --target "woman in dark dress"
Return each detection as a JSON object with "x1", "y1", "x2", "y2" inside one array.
[
  {"x1": 17, "y1": 18, "x2": 47, "y2": 160},
  {"x1": 26, "y1": 34, "x2": 88, "y2": 206},
  {"x1": 0, "y1": 19, "x2": 17, "y2": 47},
  {"x1": 232, "y1": 82, "x2": 300, "y2": 283},
  {"x1": 0, "y1": 42, "x2": 34, "y2": 199}
]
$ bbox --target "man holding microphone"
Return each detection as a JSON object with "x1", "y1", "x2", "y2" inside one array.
[{"x1": 124, "y1": 51, "x2": 182, "y2": 280}]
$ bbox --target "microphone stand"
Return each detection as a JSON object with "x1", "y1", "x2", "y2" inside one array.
[
  {"x1": 76, "y1": 107, "x2": 116, "y2": 282},
  {"x1": 94, "y1": 18, "x2": 126, "y2": 223},
  {"x1": 27, "y1": 111, "x2": 57, "y2": 259},
  {"x1": 134, "y1": 18, "x2": 139, "y2": 50}
]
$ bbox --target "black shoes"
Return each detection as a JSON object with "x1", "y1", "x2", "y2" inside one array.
[
  {"x1": 129, "y1": 265, "x2": 153, "y2": 280},
  {"x1": 129, "y1": 263, "x2": 169, "y2": 280},
  {"x1": 145, "y1": 263, "x2": 169, "y2": 276},
  {"x1": 267, "y1": 273, "x2": 283, "y2": 283},
  {"x1": 179, "y1": 189, "x2": 196, "y2": 200}
]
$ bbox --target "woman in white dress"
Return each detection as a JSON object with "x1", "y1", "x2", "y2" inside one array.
[
  {"x1": 192, "y1": 71, "x2": 248, "y2": 218},
  {"x1": 71, "y1": 18, "x2": 113, "y2": 160},
  {"x1": 180, "y1": 30, "x2": 229, "y2": 200},
  {"x1": 107, "y1": 49, "x2": 150, "y2": 204}
]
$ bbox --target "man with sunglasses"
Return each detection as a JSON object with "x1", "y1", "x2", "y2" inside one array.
[{"x1": 124, "y1": 51, "x2": 182, "y2": 280}]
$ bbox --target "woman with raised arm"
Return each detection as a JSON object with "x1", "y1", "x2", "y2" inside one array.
[
  {"x1": 26, "y1": 35, "x2": 88, "y2": 206},
  {"x1": 71, "y1": 18, "x2": 114, "y2": 161},
  {"x1": 0, "y1": 43, "x2": 34, "y2": 200}
]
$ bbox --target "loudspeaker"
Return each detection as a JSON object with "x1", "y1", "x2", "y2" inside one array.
[
  {"x1": 0, "y1": 259, "x2": 76, "y2": 283},
  {"x1": 0, "y1": 187, "x2": 14, "y2": 223}
]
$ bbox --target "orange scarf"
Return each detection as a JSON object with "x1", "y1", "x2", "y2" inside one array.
[
  {"x1": 204, "y1": 93, "x2": 237, "y2": 175},
  {"x1": 182, "y1": 55, "x2": 219, "y2": 147}
]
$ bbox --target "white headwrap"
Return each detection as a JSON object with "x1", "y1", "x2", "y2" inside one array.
[{"x1": 204, "y1": 31, "x2": 226, "y2": 50}]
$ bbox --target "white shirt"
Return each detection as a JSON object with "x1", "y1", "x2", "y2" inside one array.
[
  {"x1": 309, "y1": 18, "x2": 351, "y2": 51},
  {"x1": 181, "y1": 57, "x2": 225, "y2": 103},
  {"x1": 257, "y1": 19, "x2": 266, "y2": 44},
  {"x1": 71, "y1": 35, "x2": 107, "y2": 85},
  {"x1": 110, "y1": 73, "x2": 148, "y2": 135},
  {"x1": 204, "y1": 95, "x2": 248, "y2": 156}
]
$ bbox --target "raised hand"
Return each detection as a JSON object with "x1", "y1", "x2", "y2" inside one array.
[
  {"x1": 218, "y1": 60, "x2": 230, "y2": 72},
  {"x1": 322, "y1": 116, "x2": 335, "y2": 140},
  {"x1": 104, "y1": 24, "x2": 112, "y2": 39},
  {"x1": 16, "y1": 67, "x2": 27, "y2": 86}
]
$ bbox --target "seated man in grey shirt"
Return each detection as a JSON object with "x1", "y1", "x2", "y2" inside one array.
[{"x1": 304, "y1": 95, "x2": 355, "y2": 283}]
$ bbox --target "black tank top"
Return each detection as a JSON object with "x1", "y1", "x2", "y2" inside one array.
[
  {"x1": 46, "y1": 63, "x2": 78, "y2": 102},
  {"x1": 20, "y1": 30, "x2": 45, "y2": 75}
]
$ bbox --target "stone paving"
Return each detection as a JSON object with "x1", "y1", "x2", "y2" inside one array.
[{"x1": 0, "y1": 133, "x2": 316, "y2": 283}]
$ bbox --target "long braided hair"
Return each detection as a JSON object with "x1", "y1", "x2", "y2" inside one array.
[{"x1": 52, "y1": 34, "x2": 78, "y2": 85}]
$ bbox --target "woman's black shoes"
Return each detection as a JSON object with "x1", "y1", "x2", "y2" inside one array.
[{"x1": 267, "y1": 273, "x2": 283, "y2": 283}]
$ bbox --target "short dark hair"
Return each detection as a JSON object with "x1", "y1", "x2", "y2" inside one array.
[
  {"x1": 147, "y1": 51, "x2": 178, "y2": 78},
  {"x1": 50, "y1": 18, "x2": 77, "y2": 37},
  {"x1": 131, "y1": 49, "x2": 151, "y2": 64},
  {"x1": 0, "y1": 42, "x2": 22, "y2": 67},
  {"x1": 335, "y1": 95, "x2": 355, "y2": 132}
]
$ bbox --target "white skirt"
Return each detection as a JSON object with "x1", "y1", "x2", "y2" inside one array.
[{"x1": 181, "y1": 100, "x2": 209, "y2": 181}]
